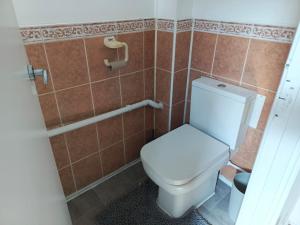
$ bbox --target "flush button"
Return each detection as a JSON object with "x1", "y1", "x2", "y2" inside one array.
[{"x1": 217, "y1": 84, "x2": 226, "y2": 88}]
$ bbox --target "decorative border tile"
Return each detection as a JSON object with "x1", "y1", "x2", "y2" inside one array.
[
  {"x1": 20, "y1": 18, "x2": 296, "y2": 44},
  {"x1": 252, "y1": 24, "x2": 295, "y2": 43},
  {"x1": 156, "y1": 19, "x2": 175, "y2": 32},
  {"x1": 194, "y1": 19, "x2": 220, "y2": 33},
  {"x1": 82, "y1": 22, "x2": 117, "y2": 37},
  {"x1": 116, "y1": 19, "x2": 144, "y2": 33},
  {"x1": 144, "y1": 19, "x2": 155, "y2": 31},
  {"x1": 219, "y1": 22, "x2": 253, "y2": 37},
  {"x1": 177, "y1": 19, "x2": 193, "y2": 33},
  {"x1": 20, "y1": 27, "x2": 43, "y2": 43},
  {"x1": 194, "y1": 19, "x2": 296, "y2": 43},
  {"x1": 21, "y1": 19, "x2": 156, "y2": 43},
  {"x1": 41, "y1": 24, "x2": 84, "y2": 41}
]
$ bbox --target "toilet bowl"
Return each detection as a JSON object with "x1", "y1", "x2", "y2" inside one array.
[
  {"x1": 140, "y1": 77, "x2": 257, "y2": 218},
  {"x1": 141, "y1": 125, "x2": 229, "y2": 218}
]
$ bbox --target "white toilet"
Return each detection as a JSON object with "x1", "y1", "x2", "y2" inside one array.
[{"x1": 141, "y1": 77, "x2": 256, "y2": 218}]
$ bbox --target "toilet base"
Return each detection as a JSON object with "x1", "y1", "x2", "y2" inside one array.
[{"x1": 156, "y1": 172, "x2": 219, "y2": 218}]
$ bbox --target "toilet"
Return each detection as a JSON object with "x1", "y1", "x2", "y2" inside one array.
[{"x1": 141, "y1": 77, "x2": 256, "y2": 218}]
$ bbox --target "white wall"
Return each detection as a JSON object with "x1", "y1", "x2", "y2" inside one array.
[
  {"x1": 13, "y1": 0, "x2": 300, "y2": 28},
  {"x1": 12, "y1": 0, "x2": 155, "y2": 27},
  {"x1": 193, "y1": 0, "x2": 300, "y2": 27}
]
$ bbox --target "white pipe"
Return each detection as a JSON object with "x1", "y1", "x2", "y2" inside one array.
[{"x1": 48, "y1": 100, "x2": 163, "y2": 138}]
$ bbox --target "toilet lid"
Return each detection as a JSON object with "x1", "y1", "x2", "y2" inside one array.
[{"x1": 141, "y1": 124, "x2": 229, "y2": 186}]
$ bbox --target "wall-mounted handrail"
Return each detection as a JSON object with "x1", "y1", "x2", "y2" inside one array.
[{"x1": 47, "y1": 100, "x2": 163, "y2": 138}]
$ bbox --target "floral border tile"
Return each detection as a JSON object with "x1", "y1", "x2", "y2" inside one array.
[
  {"x1": 157, "y1": 19, "x2": 175, "y2": 32},
  {"x1": 41, "y1": 24, "x2": 84, "y2": 41},
  {"x1": 82, "y1": 22, "x2": 117, "y2": 36},
  {"x1": 20, "y1": 18, "x2": 296, "y2": 44},
  {"x1": 177, "y1": 19, "x2": 193, "y2": 33},
  {"x1": 219, "y1": 22, "x2": 253, "y2": 37},
  {"x1": 116, "y1": 19, "x2": 144, "y2": 33},
  {"x1": 194, "y1": 19, "x2": 296, "y2": 43},
  {"x1": 20, "y1": 27, "x2": 43, "y2": 43},
  {"x1": 252, "y1": 24, "x2": 295, "y2": 43},
  {"x1": 144, "y1": 19, "x2": 155, "y2": 31},
  {"x1": 194, "y1": 19, "x2": 220, "y2": 33}
]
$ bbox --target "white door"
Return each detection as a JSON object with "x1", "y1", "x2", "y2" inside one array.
[
  {"x1": 236, "y1": 23, "x2": 300, "y2": 225},
  {"x1": 0, "y1": 1, "x2": 72, "y2": 225}
]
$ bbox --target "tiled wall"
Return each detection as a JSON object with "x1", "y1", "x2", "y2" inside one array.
[
  {"x1": 155, "y1": 19, "x2": 192, "y2": 135},
  {"x1": 187, "y1": 19, "x2": 293, "y2": 180},
  {"x1": 23, "y1": 19, "x2": 155, "y2": 196},
  {"x1": 22, "y1": 17, "x2": 296, "y2": 195}
]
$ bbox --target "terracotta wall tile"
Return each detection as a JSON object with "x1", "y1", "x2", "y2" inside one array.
[
  {"x1": 118, "y1": 32, "x2": 143, "y2": 75},
  {"x1": 173, "y1": 69, "x2": 188, "y2": 104},
  {"x1": 123, "y1": 108, "x2": 145, "y2": 138},
  {"x1": 144, "y1": 68, "x2": 154, "y2": 100},
  {"x1": 145, "y1": 129, "x2": 155, "y2": 143},
  {"x1": 121, "y1": 72, "x2": 145, "y2": 106},
  {"x1": 65, "y1": 125, "x2": 99, "y2": 163},
  {"x1": 91, "y1": 78, "x2": 121, "y2": 115},
  {"x1": 175, "y1": 32, "x2": 191, "y2": 71},
  {"x1": 125, "y1": 132, "x2": 145, "y2": 163},
  {"x1": 157, "y1": 31, "x2": 173, "y2": 71},
  {"x1": 56, "y1": 85, "x2": 93, "y2": 124},
  {"x1": 155, "y1": 106, "x2": 170, "y2": 133},
  {"x1": 213, "y1": 35, "x2": 249, "y2": 82},
  {"x1": 171, "y1": 102, "x2": 185, "y2": 130},
  {"x1": 85, "y1": 37, "x2": 119, "y2": 82},
  {"x1": 50, "y1": 135, "x2": 69, "y2": 169},
  {"x1": 145, "y1": 107, "x2": 154, "y2": 130},
  {"x1": 243, "y1": 40, "x2": 290, "y2": 91},
  {"x1": 192, "y1": 32, "x2": 217, "y2": 74},
  {"x1": 144, "y1": 31, "x2": 155, "y2": 68},
  {"x1": 97, "y1": 116, "x2": 123, "y2": 149},
  {"x1": 154, "y1": 128, "x2": 168, "y2": 139},
  {"x1": 45, "y1": 39, "x2": 89, "y2": 90},
  {"x1": 25, "y1": 44, "x2": 53, "y2": 94},
  {"x1": 38, "y1": 93, "x2": 61, "y2": 128},
  {"x1": 156, "y1": 69, "x2": 171, "y2": 105},
  {"x1": 101, "y1": 142, "x2": 125, "y2": 176},
  {"x1": 73, "y1": 153, "x2": 102, "y2": 190},
  {"x1": 59, "y1": 166, "x2": 76, "y2": 196}
]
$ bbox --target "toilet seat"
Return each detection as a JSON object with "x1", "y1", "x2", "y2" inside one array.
[{"x1": 141, "y1": 125, "x2": 229, "y2": 187}]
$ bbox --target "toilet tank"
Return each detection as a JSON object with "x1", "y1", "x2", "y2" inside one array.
[{"x1": 190, "y1": 77, "x2": 256, "y2": 150}]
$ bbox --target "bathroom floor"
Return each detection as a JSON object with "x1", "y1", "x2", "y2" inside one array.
[{"x1": 68, "y1": 163, "x2": 234, "y2": 225}]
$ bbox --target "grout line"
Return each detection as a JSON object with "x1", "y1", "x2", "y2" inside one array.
[
  {"x1": 190, "y1": 67, "x2": 211, "y2": 75},
  {"x1": 43, "y1": 40, "x2": 78, "y2": 191},
  {"x1": 69, "y1": 151, "x2": 99, "y2": 166},
  {"x1": 211, "y1": 73, "x2": 241, "y2": 85},
  {"x1": 210, "y1": 34, "x2": 219, "y2": 77},
  {"x1": 156, "y1": 66, "x2": 172, "y2": 73},
  {"x1": 174, "y1": 67, "x2": 189, "y2": 73},
  {"x1": 240, "y1": 38, "x2": 252, "y2": 85},
  {"x1": 142, "y1": 26, "x2": 147, "y2": 143},
  {"x1": 153, "y1": 18, "x2": 158, "y2": 132},
  {"x1": 83, "y1": 38, "x2": 104, "y2": 176},
  {"x1": 63, "y1": 133, "x2": 78, "y2": 191},
  {"x1": 37, "y1": 68, "x2": 153, "y2": 97},
  {"x1": 183, "y1": 19, "x2": 195, "y2": 123},
  {"x1": 116, "y1": 47, "x2": 127, "y2": 164},
  {"x1": 167, "y1": 21, "x2": 178, "y2": 131}
]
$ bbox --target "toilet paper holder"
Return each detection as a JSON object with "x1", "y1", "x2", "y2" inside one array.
[{"x1": 104, "y1": 36, "x2": 128, "y2": 71}]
